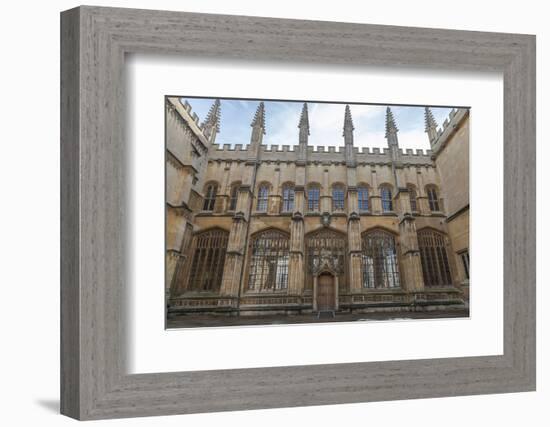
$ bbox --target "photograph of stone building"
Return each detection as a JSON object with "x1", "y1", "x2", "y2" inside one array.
[{"x1": 165, "y1": 96, "x2": 470, "y2": 328}]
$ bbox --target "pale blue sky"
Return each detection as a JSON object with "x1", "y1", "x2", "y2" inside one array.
[{"x1": 182, "y1": 97, "x2": 457, "y2": 150}]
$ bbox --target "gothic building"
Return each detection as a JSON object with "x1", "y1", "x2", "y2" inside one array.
[{"x1": 165, "y1": 97, "x2": 470, "y2": 318}]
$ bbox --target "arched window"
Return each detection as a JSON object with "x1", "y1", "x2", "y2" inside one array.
[
  {"x1": 357, "y1": 186, "x2": 369, "y2": 212},
  {"x1": 228, "y1": 183, "x2": 240, "y2": 211},
  {"x1": 202, "y1": 183, "x2": 218, "y2": 211},
  {"x1": 418, "y1": 229, "x2": 452, "y2": 287},
  {"x1": 332, "y1": 184, "x2": 345, "y2": 211},
  {"x1": 257, "y1": 184, "x2": 269, "y2": 212},
  {"x1": 282, "y1": 184, "x2": 295, "y2": 212},
  {"x1": 426, "y1": 186, "x2": 440, "y2": 212},
  {"x1": 307, "y1": 184, "x2": 320, "y2": 212},
  {"x1": 380, "y1": 185, "x2": 393, "y2": 212},
  {"x1": 248, "y1": 229, "x2": 289, "y2": 291},
  {"x1": 188, "y1": 229, "x2": 228, "y2": 291},
  {"x1": 361, "y1": 229, "x2": 400, "y2": 288},
  {"x1": 408, "y1": 185, "x2": 418, "y2": 212}
]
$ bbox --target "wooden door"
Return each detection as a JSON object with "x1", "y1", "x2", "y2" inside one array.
[{"x1": 317, "y1": 274, "x2": 335, "y2": 311}]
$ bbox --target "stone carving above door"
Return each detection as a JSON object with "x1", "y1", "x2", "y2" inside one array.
[{"x1": 306, "y1": 228, "x2": 346, "y2": 275}]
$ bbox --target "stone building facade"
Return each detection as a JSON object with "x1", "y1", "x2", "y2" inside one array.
[{"x1": 165, "y1": 97, "x2": 470, "y2": 317}]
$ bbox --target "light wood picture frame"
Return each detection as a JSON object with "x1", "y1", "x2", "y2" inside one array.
[{"x1": 60, "y1": 5, "x2": 536, "y2": 420}]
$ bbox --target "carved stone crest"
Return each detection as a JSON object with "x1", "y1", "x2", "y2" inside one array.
[
  {"x1": 349, "y1": 211, "x2": 360, "y2": 221},
  {"x1": 292, "y1": 211, "x2": 303, "y2": 221},
  {"x1": 309, "y1": 248, "x2": 345, "y2": 275},
  {"x1": 321, "y1": 212, "x2": 331, "y2": 227}
]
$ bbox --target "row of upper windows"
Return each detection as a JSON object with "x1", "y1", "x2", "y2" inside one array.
[{"x1": 202, "y1": 183, "x2": 440, "y2": 214}]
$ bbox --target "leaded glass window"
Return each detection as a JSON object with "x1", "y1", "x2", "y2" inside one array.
[
  {"x1": 228, "y1": 183, "x2": 239, "y2": 211},
  {"x1": 308, "y1": 185, "x2": 320, "y2": 212},
  {"x1": 202, "y1": 183, "x2": 217, "y2": 211},
  {"x1": 188, "y1": 228, "x2": 228, "y2": 291},
  {"x1": 418, "y1": 229, "x2": 453, "y2": 287},
  {"x1": 427, "y1": 186, "x2": 440, "y2": 212},
  {"x1": 282, "y1": 184, "x2": 295, "y2": 212},
  {"x1": 361, "y1": 229, "x2": 400, "y2": 288},
  {"x1": 408, "y1": 185, "x2": 417, "y2": 212},
  {"x1": 247, "y1": 229, "x2": 289, "y2": 291},
  {"x1": 332, "y1": 185, "x2": 345, "y2": 211},
  {"x1": 380, "y1": 185, "x2": 393, "y2": 212},
  {"x1": 257, "y1": 184, "x2": 269, "y2": 212},
  {"x1": 358, "y1": 186, "x2": 369, "y2": 212}
]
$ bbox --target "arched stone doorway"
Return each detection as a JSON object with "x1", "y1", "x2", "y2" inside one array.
[
  {"x1": 306, "y1": 227, "x2": 347, "y2": 313},
  {"x1": 313, "y1": 270, "x2": 339, "y2": 312}
]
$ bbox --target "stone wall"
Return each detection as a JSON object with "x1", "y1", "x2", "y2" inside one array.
[
  {"x1": 433, "y1": 113, "x2": 470, "y2": 217},
  {"x1": 433, "y1": 112, "x2": 470, "y2": 299}
]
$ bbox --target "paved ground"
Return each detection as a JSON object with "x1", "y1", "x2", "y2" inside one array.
[{"x1": 166, "y1": 309, "x2": 469, "y2": 329}]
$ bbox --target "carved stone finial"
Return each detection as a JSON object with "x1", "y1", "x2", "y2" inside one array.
[
  {"x1": 424, "y1": 106, "x2": 439, "y2": 145},
  {"x1": 424, "y1": 106, "x2": 437, "y2": 132},
  {"x1": 297, "y1": 103, "x2": 309, "y2": 162},
  {"x1": 385, "y1": 106, "x2": 398, "y2": 138},
  {"x1": 343, "y1": 104, "x2": 355, "y2": 134},
  {"x1": 298, "y1": 102, "x2": 310, "y2": 135},
  {"x1": 251, "y1": 101, "x2": 266, "y2": 134},
  {"x1": 201, "y1": 99, "x2": 221, "y2": 143},
  {"x1": 342, "y1": 105, "x2": 357, "y2": 166},
  {"x1": 202, "y1": 99, "x2": 221, "y2": 131}
]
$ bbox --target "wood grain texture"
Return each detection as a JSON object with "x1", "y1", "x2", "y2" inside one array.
[
  {"x1": 60, "y1": 6, "x2": 536, "y2": 420},
  {"x1": 60, "y1": 7, "x2": 80, "y2": 419}
]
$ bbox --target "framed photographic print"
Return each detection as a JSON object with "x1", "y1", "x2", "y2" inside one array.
[{"x1": 60, "y1": 5, "x2": 536, "y2": 420}]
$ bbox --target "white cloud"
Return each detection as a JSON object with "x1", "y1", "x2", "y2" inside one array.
[
  {"x1": 395, "y1": 129, "x2": 432, "y2": 151},
  {"x1": 308, "y1": 104, "x2": 385, "y2": 148},
  {"x1": 265, "y1": 106, "x2": 301, "y2": 147},
  {"x1": 264, "y1": 103, "x2": 431, "y2": 151},
  {"x1": 354, "y1": 130, "x2": 385, "y2": 149}
]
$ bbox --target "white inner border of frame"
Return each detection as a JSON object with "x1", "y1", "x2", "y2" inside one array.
[{"x1": 126, "y1": 55, "x2": 503, "y2": 374}]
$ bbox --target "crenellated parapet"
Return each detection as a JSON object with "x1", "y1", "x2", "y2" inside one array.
[
  {"x1": 262, "y1": 145, "x2": 296, "y2": 153},
  {"x1": 207, "y1": 143, "x2": 249, "y2": 161},
  {"x1": 205, "y1": 142, "x2": 434, "y2": 166},
  {"x1": 170, "y1": 98, "x2": 209, "y2": 146},
  {"x1": 426, "y1": 108, "x2": 469, "y2": 156},
  {"x1": 214, "y1": 143, "x2": 249, "y2": 152}
]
